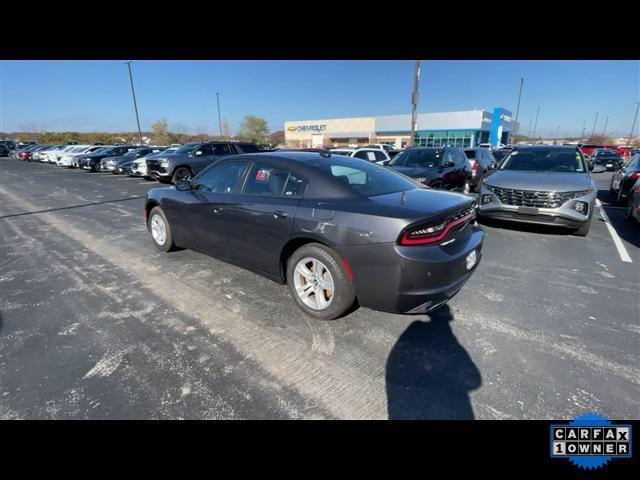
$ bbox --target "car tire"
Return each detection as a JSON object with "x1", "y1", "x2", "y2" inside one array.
[
  {"x1": 147, "y1": 206, "x2": 177, "y2": 252},
  {"x1": 172, "y1": 167, "x2": 193, "y2": 184},
  {"x1": 286, "y1": 243, "x2": 356, "y2": 320},
  {"x1": 616, "y1": 186, "x2": 627, "y2": 206},
  {"x1": 573, "y1": 216, "x2": 592, "y2": 237}
]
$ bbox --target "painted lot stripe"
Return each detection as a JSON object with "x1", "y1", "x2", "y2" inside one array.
[{"x1": 596, "y1": 198, "x2": 632, "y2": 263}]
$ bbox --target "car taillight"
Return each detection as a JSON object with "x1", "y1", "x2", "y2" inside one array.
[
  {"x1": 399, "y1": 210, "x2": 476, "y2": 245},
  {"x1": 470, "y1": 160, "x2": 478, "y2": 171},
  {"x1": 630, "y1": 172, "x2": 640, "y2": 182}
]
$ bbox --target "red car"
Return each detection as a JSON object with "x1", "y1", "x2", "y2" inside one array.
[{"x1": 579, "y1": 144, "x2": 603, "y2": 157}]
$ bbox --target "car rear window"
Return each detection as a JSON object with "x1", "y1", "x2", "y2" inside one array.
[
  {"x1": 237, "y1": 143, "x2": 259, "y2": 153},
  {"x1": 318, "y1": 157, "x2": 416, "y2": 197}
]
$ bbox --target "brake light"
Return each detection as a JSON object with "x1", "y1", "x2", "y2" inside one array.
[
  {"x1": 399, "y1": 210, "x2": 476, "y2": 245},
  {"x1": 630, "y1": 172, "x2": 640, "y2": 182},
  {"x1": 470, "y1": 160, "x2": 478, "y2": 171}
]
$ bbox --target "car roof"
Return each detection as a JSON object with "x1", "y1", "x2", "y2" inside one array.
[{"x1": 513, "y1": 145, "x2": 577, "y2": 151}]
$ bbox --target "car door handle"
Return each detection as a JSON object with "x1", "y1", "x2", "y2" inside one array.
[
  {"x1": 273, "y1": 211, "x2": 288, "y2": 220},
  {"x1": 212, "y1": 207, "x2": 223, "y2": 215}
]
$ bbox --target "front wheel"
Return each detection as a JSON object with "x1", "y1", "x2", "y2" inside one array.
[
  {"x1": 147, "y1": 207, "x2": 177, "y2": 252},
  {"x1": 172, "y1": 167, "x2": 192, "y2": 184},
  {"x1": 287, "y1": 243, "x2": 356, "y2": 320}
]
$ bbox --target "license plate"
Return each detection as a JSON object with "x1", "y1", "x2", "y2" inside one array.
[
  {"x1": 613, "y1": 180, "x2": 620, "y2": 189},
  {"x1": 606, "y1": 164, "x2": 613, "y2": 167},
  {"x1": 465, "y1": 250, "x2": 477, "y2": 271},
  {"x1": 517, "y1": 206, "x2": 539, "y2": 215}
]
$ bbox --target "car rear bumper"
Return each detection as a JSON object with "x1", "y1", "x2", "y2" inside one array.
[{"x1": 340, "y1": 225, "x2": 484, "y2": 314}]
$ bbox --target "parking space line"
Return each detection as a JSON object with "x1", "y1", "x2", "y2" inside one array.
[{"x1": 596, "y1": 199, "x2": 632, "y2": 263}]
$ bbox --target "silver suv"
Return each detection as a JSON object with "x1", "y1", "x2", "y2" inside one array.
[{"x1": 478, "y1": 146, "x2": 599, "y2": 236}]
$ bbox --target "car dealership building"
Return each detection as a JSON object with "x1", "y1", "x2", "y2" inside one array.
[{"x1": 284, "y1": 107, "x2": 515, "y2": 149}]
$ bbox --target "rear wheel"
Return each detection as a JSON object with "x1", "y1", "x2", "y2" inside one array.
[
  {"x1": 172, "y1": 167, "x2": 192, "y2": 184},
  {"x1": 147, "y1": 207, "x2": 177, "y2": 252},
  {"x1": 287, "y1": 243, "x2": 356, "y2": 320}
]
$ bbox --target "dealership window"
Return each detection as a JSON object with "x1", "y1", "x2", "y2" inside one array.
[{"x1": 414, "y1": 130, "x2": 479, "y2": 148}]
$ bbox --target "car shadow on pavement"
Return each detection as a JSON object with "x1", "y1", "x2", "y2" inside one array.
[{"x1": 385, "y1": 305, "x2": 481, "y2": 420}]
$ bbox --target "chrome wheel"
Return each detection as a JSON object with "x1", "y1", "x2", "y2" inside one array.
[
  {"x1": 293, "y1": 257, "x2": 335, "y2": 310},
  {"x1": 150, "y1": 214, "x2": 167, "y2": 245}
]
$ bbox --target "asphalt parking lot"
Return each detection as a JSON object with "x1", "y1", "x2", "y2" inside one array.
[{"x1": 1, "y1": 159, "x2": 638, "y2": 419}]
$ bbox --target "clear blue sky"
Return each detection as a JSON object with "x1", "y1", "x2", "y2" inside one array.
[{"x1": 1, "y1": 60, "x2": 638, "y2": 137}]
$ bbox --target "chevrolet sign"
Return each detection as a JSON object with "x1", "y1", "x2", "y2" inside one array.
[{"x1": 287, "y1": 124, "x2": 328, "y2": 132}]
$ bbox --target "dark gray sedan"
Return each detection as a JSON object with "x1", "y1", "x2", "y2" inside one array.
[{"x1": 145, "y1": 151, "x2": 484, "y2": 319}]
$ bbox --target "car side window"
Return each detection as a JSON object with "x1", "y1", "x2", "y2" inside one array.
[
  {"x1": 212, "y1": 144, "x2": 232, "y2": 155},
  {"x1": 193, "y1": 161, "x2": 248, "y2": 194},
  {"x1": 197, "y1": 144, "x2": 214, "y2": 156},
  {"x1": 373, "y1": 150, "x2": 387, "y2": 161},
  {"x1": 443, "y1": 151, "x2": 456, "y2": 166},
  {"x1": 353, "y1": 150, "x2": 370, "y2": 160},
  {"x1": 243, "y1": 162, "x2": 304, "y2": 197}
]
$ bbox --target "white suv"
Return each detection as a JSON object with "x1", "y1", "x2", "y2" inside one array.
[{"x1": 330, "y1": 147, "x2": 391, "y2": 164}]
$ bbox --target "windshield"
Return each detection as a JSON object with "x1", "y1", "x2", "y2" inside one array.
[
  {"x1": 500, "y1": 149, "x2": 586, "y2": 172},
  {"x1": 174, "y1": 143, "x2": 200, "y2": 154},
  {"x1": 317, "y1": 157, "x2": 417, "y2": 197},
  {"x1": 388, "y1": 149, "x2": 443, "y2": 168}
]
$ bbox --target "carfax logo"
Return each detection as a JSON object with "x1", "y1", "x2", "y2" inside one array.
[{"x1": 550, "y1": 413, "x2": 632, "y2": 470}]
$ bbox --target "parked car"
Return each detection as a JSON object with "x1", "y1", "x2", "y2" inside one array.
[
  {"x1": 144, "y1": 151, "x2": 483, "y2": 319},
  {"x1": 609, "y1": 154, "x2": 640, "y2": 205},
  {"x1": 130, "y1": 147, "x2": 179, "y2": 178},
  {"x1": 491, "y1": 147, "x2": 514, "y2": 166},
  {"x1": 35, "y1": 144, "x2": 65, "y2": 163},
  {"x1": 330, "y1": 147, "x2": 391, "y2": 164},
  {"x1": 591, "y1": 149, "x2": 623, "y2": 171},
  {"x1": 45, "y1": 145, "x2": 79, "y2": 164},
  {"x1": 625, "y1": 178, "x2": 640, "y2": 223},
  {"x1": 464, "y1": 147, "x2": 497, "y2": 192},
  {"x1": 146, "y1": 142, "x2": 261, "y2": 184},
  {"x1": 56, "y1": 145, "x2": 102, "y2": 166},
  {"x1": 100, "y1": 146, "x2": 165, "y2": 173},
  {"x1": 0, "y1": 140, "x2": 17, "y2": 151},
  {"x1": 76, "y1": 145, "x2": 137, "y2": 172},
  {"x1": 17, "y1": 144, "x2": 41, "y2": 161},
  {"x1": 0, "y1": 144, "x2": 11, "y2": 157},
  {"x1": 579, "y1": 144, "x2": 603, "y2": 159},
  {"x1": 478, "y1": 146, "x2": 598, "y2": 236},
  {"x1": 386, "y1": 147, "x2": 473, "y2": 193}
]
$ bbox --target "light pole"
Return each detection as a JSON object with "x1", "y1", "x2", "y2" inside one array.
[
  {"x1": 216, "y1": 92, "x2": 223, "y2": 137},
  {"x1": 591, "y1": 112, "x2": 599, "y2": 138},
  {"x1": 602, "y1": 116, "x2": 609, "y2": 136},
  {"x1": 409, "y1": 60, "x2": 420, "y2": 147},
  {"x1": 124, "y1": 60, "x2": 143, "y2": 145},
  {"x1": 512, "y1": 77, "x2": 524, "y2": 144},
  {"x1": 581, "y1": 120, "x2": 586, "y2": 139},
  {"x1": 532, "y1": 106, "x2": 540, "y2": 143},
  {"x1": 629, "y1": 102, "x2": 640, "y2": 145}
]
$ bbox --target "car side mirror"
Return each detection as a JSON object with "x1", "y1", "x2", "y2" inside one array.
[
  {"x1": 195, "y1": 150, "x2": 203, "y2": 156},
  {"x1": 383, "y1": 160, "x2": 390, "y2": 166},
  {"x1": 175, "y1": 179, "x2": 192, "y2": 191},
  {"x1": 592, "y1": 165, "x2": 606, "y2": 174},
  {"x1": 444, "y1": 161, "x2": 455, "y2": 168}
]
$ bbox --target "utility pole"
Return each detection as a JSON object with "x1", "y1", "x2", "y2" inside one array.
[
  {"x1": 629, "y1": 102, "x2": 640, "y2": 145},
  {"x1": 409, "y1": 60, "x2": 420, "y2": 147},
  {"x1": 216, "y1": 92, "x2": 223, "y2": 137},
  {"x1": 602, "y1": 115, "x2": 609, "y2": 136},
  {"x1": 512, "y1": 77, "x2": 524, "y2": 144},
  {"x1": 124, "y1": 60, "x2": 143, "y2": 145},
  {"x1": 532, "y1": 106, "x2": 540, "y2": 143},
  {"x1": 591, "y1": 112, "x2": 599, "y2": 138}
]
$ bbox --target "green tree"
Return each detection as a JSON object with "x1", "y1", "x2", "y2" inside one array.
[
  {"x1": 238, "y1": 115, "x2": 269, "y2": 145},
  {"x1": 150, "y1": 119, "x2": 175, "y2": 145}
]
